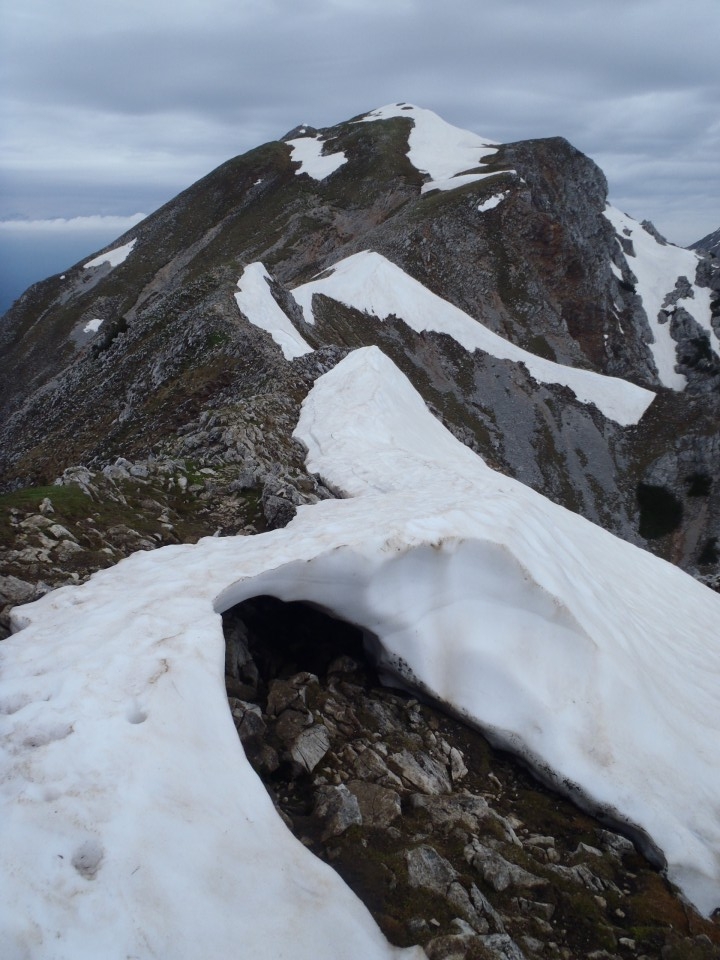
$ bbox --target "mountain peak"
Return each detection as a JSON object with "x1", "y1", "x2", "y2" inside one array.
[{"x1": 2, "y1": 98, "x2": 720, "y2": 955}]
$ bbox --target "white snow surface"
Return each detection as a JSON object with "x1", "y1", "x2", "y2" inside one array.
[
  {"x1": 287, "y1": 134, "x2": 347, "y2": 180},
  {"x1": 292, "y1": 250, "x2": 655, "y2": 426},
  {"x1": 2, "y1": 346, "x2": 719, "y2": 950},
  {"x1": 83, "y1": 238, "x2": 136, "y2": 270},
  {"x1": 604, "y1": 205, "x2": 716, "y2": 389},
  {"x1": 235, "y1": 262, "x2": 312, "y2": 359},
  {"x1": 361, "y1": 103, "x2": 506, "y2": 193},
  {"x1": 82, "y1": 318, "x2": 104, "y2": 333},
  {"x1": 477, "y1": 190, "x2": 509, "y2": 213}
]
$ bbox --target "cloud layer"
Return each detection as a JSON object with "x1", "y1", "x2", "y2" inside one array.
[{"x1": 1, "y1": 0, "x2": 718, "y2": 246}]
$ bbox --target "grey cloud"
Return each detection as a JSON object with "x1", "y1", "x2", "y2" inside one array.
[{"x1": 1, "y1": 0, "x2": 718, "y2": 246}]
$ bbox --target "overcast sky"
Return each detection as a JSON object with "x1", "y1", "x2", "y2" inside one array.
[{"x1": 1, "y1": 0, "x2": 718, "y2": 309}]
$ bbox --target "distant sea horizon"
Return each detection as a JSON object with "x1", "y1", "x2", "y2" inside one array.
[{"x1": 0, "y1": 228, "x2": 133, "y2": 316}]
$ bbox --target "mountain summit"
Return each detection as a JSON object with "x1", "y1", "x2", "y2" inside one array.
[
  {"x1": 1, "y1": 105, "x2": 720, "y2": 958},
  {"x1": 1, "y1": 103, "x2": 719, "y2": 575}
]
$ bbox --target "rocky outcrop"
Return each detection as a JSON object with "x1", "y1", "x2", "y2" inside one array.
[{"x1": 691, "y1": 227, "x2": 720, "y2": 258}]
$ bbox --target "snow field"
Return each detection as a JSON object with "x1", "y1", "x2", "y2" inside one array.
[
  {"x1": 604, "y1": 205, "x2": 717, "y2": 389},
  {"x1": 82, "y1": 318, "x2": 104, "y2": 333},
  {"x1": 83, "y1": 238, "x2": 136, "y2": 270},
  {"x1": 235, "y1": 262, "x2": 312, "y2": 359},
  {"x1": 292, "y1": 250, "x2": 655, "y2": 426},
  {"x1": 361, "y1": 103, "x2": 508, "y2": 193},
  {"x1": 286, "y1": 134, "x2": 348, "y2": 180},
  {"x1": 2, "y1": 345, "x2": 719, "y2": 954}
]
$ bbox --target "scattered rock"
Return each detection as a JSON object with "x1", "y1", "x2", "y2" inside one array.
[
  {"x1": 313, "y1": 784, "x2": 362, "y2": 840},
  {"x1": 290, "y1": 724, "x2": 331, "y2": 773},
  {"x1": 346, "y1": 781, "x2": 401, "y2": 827},
  {"x1": 464, "y1": 840, "x2": 549, "y2": 894},
  {"x1": 0, "y1": 575, "x2": 36, "y2": 606}
]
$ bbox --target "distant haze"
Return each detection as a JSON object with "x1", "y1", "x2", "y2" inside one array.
[{"x1": 0, "y1": 216, "x2": 145, "y2": 315}]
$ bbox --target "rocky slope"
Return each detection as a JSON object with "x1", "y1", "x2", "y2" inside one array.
[{"x1": 691, "y1": 227, "x2": 720, "y2": 258}]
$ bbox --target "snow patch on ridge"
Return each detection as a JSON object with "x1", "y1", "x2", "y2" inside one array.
[
  {"x1": 604, "y1": 205, "x2": 717, "y2": 389},
  {"x1": 3, "y1": 345, "x2": 718, "y2": 942},
  {"x1": 361, "y1": 103, "x2": 509, "y2": 193},
  {"x1": 83, "y1": 238, "x2": 136, "y2": 270},
  {"x1": 235, "y1": 263, "x2": 312, "y2": 360},
  {"x1": 477, "y1": 190, "x2": 509, "y2": 213},
  {"x1": 292, "y1": 250, "x2": 655, "y2": 426},
  {"x1": 287, "y1": 134, "x2": 347, "y2": 180}
]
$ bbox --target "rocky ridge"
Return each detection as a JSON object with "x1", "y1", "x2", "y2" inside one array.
[
  {"x1": 691, "y1": 228, "x2": 720, "y2": 259},
  {"x1": 0, "y1": 106, "x2": 719, "y2": 579},
  {"x1": 1, "y1": 104, "x2": 720, "y2": 954},
  {"x1": 0, "y1": 347, "x2": 342, "y2": 637}
]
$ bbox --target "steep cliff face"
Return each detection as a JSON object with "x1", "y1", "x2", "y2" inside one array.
[{"x1": 0, "y1": 103, "x2": 718, "y2": 581}]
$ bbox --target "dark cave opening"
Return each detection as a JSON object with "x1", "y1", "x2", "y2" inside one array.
[
  {"x1": 222, "y1": 595, "x2": 378, "y2": 699},
  {"x1": 636, "y1": 483, "x2": 683, "y2": 540},
  {"x1": 686, "y1": 472, "x2": 712, "y2": 497}
]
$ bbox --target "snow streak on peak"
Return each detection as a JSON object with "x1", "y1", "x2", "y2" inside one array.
[
  {"x1": 292, "y1": 250, "x2": 655, "y2": 426},
  {"x1": 361, "y1": 103, "x2": 506, "y2": 193},
  {"x1": 83, "y1": 238, "x2": 136, "y2": 270},
  {"x1": 286, "y1": 133, "x2": 347, "y2": 181},
  {"x1": 604, "y1": 205, "x2": 717, "y2": 389}
]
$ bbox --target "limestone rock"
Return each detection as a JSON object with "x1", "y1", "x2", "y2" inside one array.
[
  {"x1": 346, "y1": 781, "x2": 401, "y2": 827},
  {"x1": 388, "y1": 749, "x2": 452, "y2": 795},
  {"x1": 406, "y1": 845, "x2": 458, "y2": 895},
  {"x1": 464, "y1": 840, "x2": 548, "y2": 894},
  {"x1": 0, "y1": 575, "x2": 36, "y2": 606},
  {"x1": 314, "y1": 784, "x2": 362, "y2": 840},
  {"x1": 290, "y1": 724, "x2": 331, "y2": 773}
]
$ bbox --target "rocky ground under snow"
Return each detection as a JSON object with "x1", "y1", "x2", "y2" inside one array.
[{"x1": 223, "y1": 598, "x2": 720, "y2": 960}]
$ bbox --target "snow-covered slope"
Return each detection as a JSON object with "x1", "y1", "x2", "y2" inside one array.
[
  {"x1": 2, "y1": 346, "x2": 718, "y2": 954},
  {"x1": 287, "y1": 133, "x2": 348, "y2": 180},
  {"x1": 605, "y1": 205, "x2": 716, "y2": 389},
  {"x1": 292, "y1": 250, "x2": 655, "y2": 425},
  {"x1": 83, "y1": 238, "x2": 136, "y2": 270},
  {"x1": 361, "y1": 103, "x2": 507, "y2": 193},
  {"x1": 235, "y1": 262, "x2": 312, "y2": 360}
]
